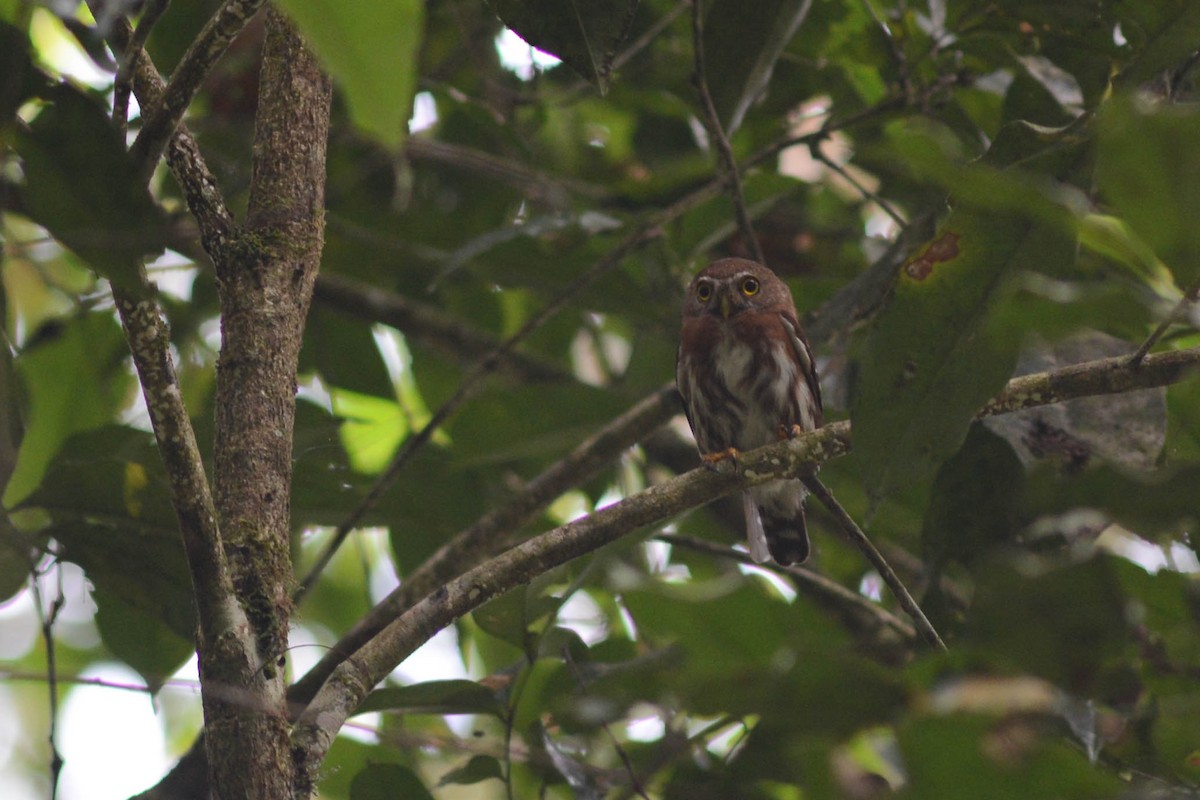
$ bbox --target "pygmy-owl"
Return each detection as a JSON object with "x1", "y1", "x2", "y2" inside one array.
[{"x1": 676, "y1": 258, "x2": 823, "y2": 565}]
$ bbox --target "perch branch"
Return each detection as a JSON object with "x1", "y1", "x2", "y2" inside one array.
[
  {"x1": 290, "y1": 387, "x2": 680, "y2": 696},
  {"x1": 291, "y1": 343, "x2": 1200, "y2": 778}
]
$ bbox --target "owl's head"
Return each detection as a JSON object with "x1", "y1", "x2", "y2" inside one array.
[{"x1": 683, "y1": 258, "x2": 794, "y2": 320}]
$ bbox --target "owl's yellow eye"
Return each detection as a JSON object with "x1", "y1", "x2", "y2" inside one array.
[
  {"x1": 696, "y1": 282, "x2": 713, "y2": 301},
  {"x1": 740, "y1": 277, "x2": 760, "y2": 296}
]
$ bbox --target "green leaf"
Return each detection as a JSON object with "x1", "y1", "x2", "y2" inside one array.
[
  {"x1": 13, "y1": 84, "x2": 166, "y2": 292},
  {"x1": 922, "y1": 423, "x2": 1024, "y2": 570},
  {"x1": 1114, "y1": 2, "x2": 1200, "y2": 89},
  {"x1": 850, "y1": 213, "x2": 1036, "y2": 509},
  {"x1": 93, "y1": 587, "x2": 193, "y2": 693},
  {"x1": 1077, "y1": 214, "x2": 1177, "y2": 297},
  {"x1": 274, "y1": 0, "x2": 424, "y2": 150},
  {"x1": 0, "y1": 521, "x2": 30, "y2": 603},
  {"x1": 358, "y1": 679, "x2": 504, "y2": 718},
  {"x1": 332, "y1": 389, "x2": 408, "y2": 475},
  {"x1": 300, "y1": 308, "x2": 394, "y2": 398},
  {"x1": 898, "y1": 714, "x2": 1122, "y2": 799},
  {"x1": 4, "y1": 314, "x2": 133, "y2": 507},
  {"x1": 20, "y1": 426, "x2": 196, "y2": 640},
  {"x1": 485, "y1": 0, "x2": 640, "y2": 92},
  {"x1": 349, "y1": 764, "x2": 435, "y2": 800},
  {"x1": 703, "y1": 0, "x2": 815, "y2": 133},
  {"x1": 1098, "y1": 96, "x2": 1200, "y2": 286},
  {"x1": 439, "y1": 755, "x2": 503, "y2": 787},
  {"x1": 964, "y1": 557, "x2": 1130, "y2": 693},
  {"x1": 473, "y1": 583, "x2": 558, "y2": 650}
]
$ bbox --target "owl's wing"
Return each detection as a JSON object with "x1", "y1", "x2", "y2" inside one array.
[{"x1": 781, "y1": 313, "x2": 824, "y2": 428}]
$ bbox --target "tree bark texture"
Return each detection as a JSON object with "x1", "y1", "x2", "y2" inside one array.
[{"x1": 205, "y1": 9, "x2": 331, "y2": 798}]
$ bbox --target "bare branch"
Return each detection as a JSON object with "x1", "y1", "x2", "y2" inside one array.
[
  {"x1": 802, "y1": 476, "x2": 945, "y2": 651},
  {"x1": 113, "y1": 291, "x2": 245, "y2": 646}
]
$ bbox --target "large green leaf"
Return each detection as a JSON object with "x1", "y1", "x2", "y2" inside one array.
[
  {"x1": 850, "y1": 211, "x2": 1030, "y2": 510},
  {"x1": 13, "y1": 84, "x2": 166, "y2": 293},
  {"x1": 23, "y1": 424, "x2": 197, "y2": 642},
  {"x1": 274, "y1": 0, "x2": 424, "y2": 149},
  {"x1": 1098, "y1": 96, "x2": 1200, "y2": 287},
  {"x1": 349, "y1": 764, "x2": 435, "y2": 800},
  {"x1": 922, "y1": 423, "x2": 1024, "y2": 571},
  {"x1": 963, "y1": 557, "x2": 1130, "y2": 694},
  {"x1": 485, "y1": 0, "x2": 640, "y2": 92},
  {"x1": 93, "y1": 587, "x2": 193, "y2": 693},
  {"x1": 4, "y1": 314, "x2": 134, "y2": 507}
]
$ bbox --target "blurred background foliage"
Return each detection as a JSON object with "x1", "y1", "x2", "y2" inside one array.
[{"x1": 2, "y1": 0, "x2": 1200, "y2": 797}]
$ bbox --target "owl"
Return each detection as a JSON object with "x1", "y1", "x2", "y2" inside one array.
[{"x1": 676, "y1": 258, "x2": 823, "y2": 565}]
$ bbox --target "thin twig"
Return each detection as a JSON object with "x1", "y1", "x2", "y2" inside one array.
[
  {"x1": 29, "y1": 563, "x2": 65, "y2": 798},
  {"x1": 94, "y1": 5, "x2": 237, "y2": 259},
  {"x1": 562, "y1": 646, "x2": 652, "y2": 800},
  {"x1": 656, "y1": 533, "x2": 916, "y2": 643},
  {"x1": 1129, "y1": 277, "x2": 1200, "y2": 366},
  {"x1": 812, "y1": 146, "x2": 908, "y2": 229},
  {"x1": 801, "y1": 477, "x2": 946, "y2": 651},
  {"x1": 690, "y1": 0, "x2": 764, "y2": 264}
]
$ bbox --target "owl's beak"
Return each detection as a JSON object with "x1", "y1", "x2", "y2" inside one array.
[{"x1": 719, "y1": 292, "x2": 732, "y2": 319}]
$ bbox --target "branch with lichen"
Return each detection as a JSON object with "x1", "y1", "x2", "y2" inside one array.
[{"x1": 290, "y1": 345, "x2": 1200, "y2": 781}]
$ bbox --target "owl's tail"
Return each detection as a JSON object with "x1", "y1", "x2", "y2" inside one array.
[{"x1": 742, "y1": 493, "x2": 810, "y2": 566}]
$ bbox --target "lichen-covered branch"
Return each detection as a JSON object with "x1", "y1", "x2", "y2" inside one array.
[
  {"x1": 290, "y1": 344, "x2": 1200, "y2": 782},
  {"x1": 202, "y1": 9, "x2": 332, "y2": 798},
  {"x1": 97, "y1": 8, "x2": 236, "y2": 260},
  {"x1": 290, "y1": 386, "x2": 680, "y2": 699}
]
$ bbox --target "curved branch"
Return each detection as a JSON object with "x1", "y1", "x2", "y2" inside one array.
[
  {"x1": 291, "y1": 344, "x2": 1200, "y2": 779},
  {"x1": 290, "y1": 386, "x2": 680, "y2": 697}
]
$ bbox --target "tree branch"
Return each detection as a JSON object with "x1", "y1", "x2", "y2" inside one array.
[
  {"x1": 97, "y1": 7, "x2": 236, "y2": 260},
  {"x1": 129, "y1": 0, "x2": 268, "y2": 176},
  {"x1": 290, "y1": 386, "x2": 680, "y2": 696},
  {"x1": 201, "y1": 9, "x2": 331, "y2": 797},
  {"x1": 655, "y1": 533, "x2": 917, "y2": 648},
  {"x1": 290, "y1": 344, "x2": 1200, "y2": 779}
]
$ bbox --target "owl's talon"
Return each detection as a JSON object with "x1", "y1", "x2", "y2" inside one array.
[
  {"x1": 701, "y1": 447, "x2": 740, "y2": 472},
  {"x1": 787, "y1": 424, "x2": 807, "y2": 439}
]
